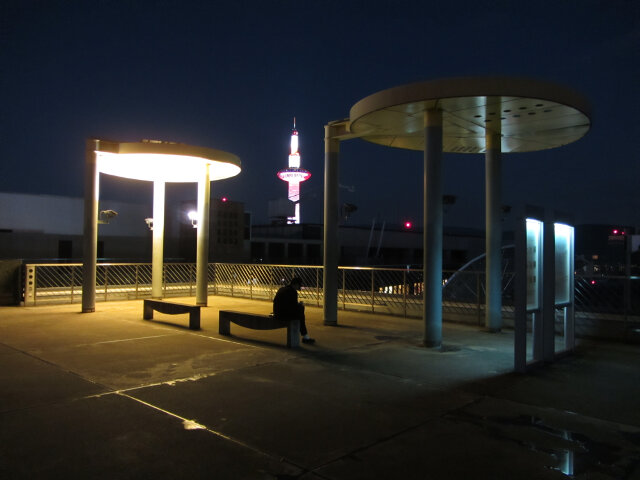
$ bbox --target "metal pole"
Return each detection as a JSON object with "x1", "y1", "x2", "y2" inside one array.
[
  {"x1": 323, "y1": 124, "x2": 340, "y2": 325},
  {"x1": 403, "y1": 270, "x2": 407, "y2": 318},
  {"x1": 269, "y1": 267, "x2": 273, "y2": 300},
  {"x1": 371, "y1": 270, "x2": 375, "y2": 313},
  {"x1": 231, "y1": 265, "x2": 235, "y2": 297},
  {"x1": 152, "y1": 181, "x2": 165, "y2": 299},
  {"x1": 135, "y1": 264, "x2": 139, "y2": 298},
  {"x1": 477, "y1": 273, "x2": 482, "y2": 326},
  {"x1": 212, "y1": 263, "x2": 217, "y2": 295},
  {"x1": 342, "y1": 269, "x2": 346, "y2": 310},
  {"x1": 162, "y1": 264, "x2": 166, "y2": 297},
  {"x1": 82, "y1": 139, "x2": 100, "y2": 312},
  {"x1": 70, "y1": 266, "x2": 75, "y2": 304},
  {"x1": 196, "y1": 164, "x2": 211, "y2": 306},
  {"x1": 485, "y1": 131, "x2": 503, "y2": 331},
  {"x1": 33, "y1": 266, "x2": 38, "y2": 306},
  {"x1": 423, "y1": 109, "x2": 443, "y2": 348},
  {"x1": 104, "y1": 265, "x2": 108, "y2": 302}
]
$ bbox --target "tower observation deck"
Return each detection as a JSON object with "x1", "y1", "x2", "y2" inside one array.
[{"x1": 277, "y1": 118, "x2": 311, "y2": 224}]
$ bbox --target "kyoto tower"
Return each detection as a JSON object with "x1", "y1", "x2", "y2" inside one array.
[{"x1": 277, "y1": 118, "x2": 311, "y2": 224}]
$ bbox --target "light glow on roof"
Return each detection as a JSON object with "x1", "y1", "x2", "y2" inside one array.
[{"x1": 96, "y1": 152, "x2": 241, "y2": 183}]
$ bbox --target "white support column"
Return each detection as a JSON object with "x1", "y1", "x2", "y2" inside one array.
[
  {"x1": 152, "y1": 180, "x2": 165, "y2": 299},
  {"x1": 514, "y1": 215, "x2": 527, "y2": 372},
  {"x1": 423, "y1": 109, "x2": 443, "y2": 348},
  {"x1": 542, "y1": 211, "x2": 556, "y2": 361},
  {"x1": 565, "y1": 229, "x2": 576, "y2": 351},
  {"x1": 81, "y1": 139, "x2": 99, "y2": 313},
  {"x1": 485, "y1": 131, "x2": 503, "y2": 331},
  {"x1": 196, "y1": 164, "x2": 211, "y2": 306},
  {"x1": 323, "y1": 124, "x2": 340, "y2": 326}
]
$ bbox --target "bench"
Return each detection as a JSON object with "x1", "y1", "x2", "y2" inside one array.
[
  {"x1": 143, "y1": 299, "x2": 201, "y2": 330},
  {"x1": 218, "y1": 310, "x2": 300, "y2": 348}
]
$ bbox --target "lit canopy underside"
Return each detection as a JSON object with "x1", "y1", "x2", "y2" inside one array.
[
  {"x1": 96, "y1": 141, "x2": 241, "y2": 182},
  {"x1": 349, "y1": 77, "x2": 591, "y2": 153}
]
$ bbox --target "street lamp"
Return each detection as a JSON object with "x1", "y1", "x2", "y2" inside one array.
[{"x1": 187, "y1": 210, "x2": 198, "y2": 228}]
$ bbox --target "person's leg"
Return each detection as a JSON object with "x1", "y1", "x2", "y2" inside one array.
[
  {"x1": 297, "y1": 303, "x2": 308, "y2": 336},
  {"x1": 298, "y1": 304, "x2": 314, "y2": 343}
]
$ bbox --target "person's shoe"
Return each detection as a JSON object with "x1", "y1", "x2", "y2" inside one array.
[{"x1": 302, "y1": 337, "x2": 316, "y2": 344}]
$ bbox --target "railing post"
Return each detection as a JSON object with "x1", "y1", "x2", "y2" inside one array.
[
  {"x1": 162, "y1": 264, "x2": 166, "y2": 297},
  {"x1": 33, "y1": 265, "x2": 37, "y2": 306},
  {"x1": 215, "y1": 263, "x2": 219, "y2": 295},
  {"x1": 135, "y1": 264, "x2": 140, "y2": 298},
  {"x1": 70, "y1": 266, "x2": 75, "y2": 304},
  {"x1": 342, "y1": 269, "x2": 346, "y2": 310},
  {"x1": 403, "y1": 270, "x2": 407, "y2": 318},
  {"x1": 371, "y1": 270, "x2": 375, "y2": 313},
  {"x1": 104, "y1": 265, "x2": 108, "y2": 302},
  {"x1": 624, "y1": 271, "x2": 631, "y2": 329},
  {"x1": 477, "y1": 272, "x2": 482, "y2": 326},
  {"x1": 269, "y1": 267, "x2": 273, "y2": 300},
  {"x1": 316, "y1": 268, "x2": 320, "y2": 307}
]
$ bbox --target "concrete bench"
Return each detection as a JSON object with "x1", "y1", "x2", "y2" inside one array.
[
  {"x1": 143, "y1": 299, "x2": 201, "y2": 330},
  {"x1": 218, "y1": 310, "x2": 300, "y2": 348}
]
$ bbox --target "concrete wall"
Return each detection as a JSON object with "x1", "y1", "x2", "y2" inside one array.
[
  {"x1": 0, "y1": 260, "x2": 22, "y2": 305},
  {"x1": 0, "y1": 192, "x2": 151, "y2": 237}
]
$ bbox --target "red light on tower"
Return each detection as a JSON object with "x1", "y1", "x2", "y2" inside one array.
[
  {"x1": 608, "y1": 228, "x2": 627, "y2": 243},
  {"x1": 404, "y1": 221, "x2": 413, "y2": 229},
  {"x1": 221, "y1": 197, "x2": 228, "y2": 203}
]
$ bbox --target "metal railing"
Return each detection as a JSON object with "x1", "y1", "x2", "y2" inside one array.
[{"x1": 22, "y1": 262, "x2": 639, "y2": 335}]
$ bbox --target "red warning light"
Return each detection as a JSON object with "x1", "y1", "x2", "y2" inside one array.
[
  {"x1": 404, "y1": 221, "x2": 413, "y2": 229},
  {"x1": 221, "y1": 197, "x2": 228, "y2": 202}
]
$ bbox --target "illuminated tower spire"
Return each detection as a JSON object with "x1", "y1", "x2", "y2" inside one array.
[{"x1": 277, "y1": 118, "x2": 311, "y2": 224}]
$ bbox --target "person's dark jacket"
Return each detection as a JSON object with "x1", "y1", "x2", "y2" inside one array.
[{"x1": 273, "y1": 284, "x2": 303, "y2": 320}]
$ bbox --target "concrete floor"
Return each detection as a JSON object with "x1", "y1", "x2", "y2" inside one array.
[{"x1": 1, "y1": 296, "x2": 639, "y2": 479}]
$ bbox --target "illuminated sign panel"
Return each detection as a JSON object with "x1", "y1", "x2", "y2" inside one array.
[
  {"x1": 554, "y1": 223, "x2": 573, "y2": 305},
  {"x1": 526, "y1": 219, "x2": 542, "y2": 311}
]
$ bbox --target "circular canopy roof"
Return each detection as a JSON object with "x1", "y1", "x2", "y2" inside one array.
[
  {"x1": 95, "y1": 140, "x2": 241, "y2": 182},
  {"x1": 349, "y1": 77, "x2": 591, "y2": 153}
]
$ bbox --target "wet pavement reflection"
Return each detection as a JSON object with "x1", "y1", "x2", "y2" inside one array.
[{"x1": 447, "y1": 407, "x2": 640, "y2": 478}]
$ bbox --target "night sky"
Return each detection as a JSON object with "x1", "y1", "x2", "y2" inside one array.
[{"x1": 2, "y1": 0, "x2": 638, "y2": 231}]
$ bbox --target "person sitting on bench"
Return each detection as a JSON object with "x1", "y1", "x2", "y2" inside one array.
[{"x1": 273, "y1": 276, "x2": 315, "y2": 344}]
